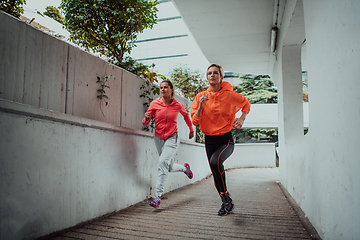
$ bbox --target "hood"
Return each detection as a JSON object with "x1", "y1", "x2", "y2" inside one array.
[
  {"x1": 220, "y1": 81, "x2": 233, "y2": 91},
  {"x1": 206, "y1": 81, "x2": 233, "y2": 95},
  {"x1": 154, "y1": 97, "x2": 178, "y2": 106}
]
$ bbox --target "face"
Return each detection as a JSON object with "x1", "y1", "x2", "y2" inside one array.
[
  {"x1": 160, "y1": 82, "x2": 173, "y2": 98},
  {"x1": 207, "y1": 66, "x2": 223, "y2": 86}
]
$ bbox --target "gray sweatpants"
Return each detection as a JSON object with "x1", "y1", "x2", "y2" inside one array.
[{"x1": 154, "y1": 132, "x2": 186, "y2": 197}]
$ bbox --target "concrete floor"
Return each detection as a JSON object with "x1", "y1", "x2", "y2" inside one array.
[{"x1": 43, "y1": 168, "x2": 318, "y2": 240}]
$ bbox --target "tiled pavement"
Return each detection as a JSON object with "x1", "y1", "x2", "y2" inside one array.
[{"x1": 44, "y1": 168, "x2": 319, "y2": 240}]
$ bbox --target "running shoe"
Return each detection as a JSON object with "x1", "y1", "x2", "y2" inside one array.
[
  {"x1": 224, "y1": 192, "x2": 234, "y2": 212},
  {"x1": 184, "y1": 163, "x2": 193, "y2": 179},
  {"x1": 149, "y1": 197, "x2": 160, "y2": 209},
  {"x1": 218, "y1": 191, "x2": 234, "y2": 216},
  {"x1": 218, "y1": 203, "x2": 227, "y2": 216}
]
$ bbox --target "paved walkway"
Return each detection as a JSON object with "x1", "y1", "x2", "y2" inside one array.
[{"x1": 45, "y1": 168, "x2": 316, "y2": 240}]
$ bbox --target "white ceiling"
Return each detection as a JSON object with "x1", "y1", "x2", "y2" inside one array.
[{"x1": 172, "y1": 0, "x2": 277, "y2": 75}]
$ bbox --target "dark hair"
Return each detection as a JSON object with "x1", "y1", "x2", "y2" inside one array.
[{"x1": 161, "y1": 80, "x2": 174, "y2": 98}]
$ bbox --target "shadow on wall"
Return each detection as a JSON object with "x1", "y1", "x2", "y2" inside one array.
[
  {"x1": 117, "y1": 133, "x2": 154, "y2": 197},
  {"x1": 0, "y1": 194, "x2": 48, "y2": 239}
]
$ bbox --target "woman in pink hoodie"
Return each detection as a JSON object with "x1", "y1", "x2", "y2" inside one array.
[{"x1": 142, "y1": 80, "x2": 194, "y2": 209}]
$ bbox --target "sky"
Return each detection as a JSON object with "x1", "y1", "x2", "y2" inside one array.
[
  {"x1": 24, "y1": 0, "x2": 62, "y2": 13},
  {"x1": 22, "y1": 0, "x2": 69, "y2": 39}
]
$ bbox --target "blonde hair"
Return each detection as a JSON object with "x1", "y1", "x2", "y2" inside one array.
[{"x1": 207, "y1": 63, "x2": 224, "y2": 78}]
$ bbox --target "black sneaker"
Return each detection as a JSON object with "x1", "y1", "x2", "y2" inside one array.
[
  {"x1": 218, "y1": 203, "x2": 227, "y2": 216},
  {"x1": 224, "y1": 192, "x2": 234, "y2": 212}
]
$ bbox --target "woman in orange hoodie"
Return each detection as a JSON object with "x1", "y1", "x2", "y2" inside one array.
[
  {"x1": 191, "y1": 64, "x2": 250, "y2": 216},
  {"x1": 143, "y1": 80, "x2": 194, "y2": 209}
]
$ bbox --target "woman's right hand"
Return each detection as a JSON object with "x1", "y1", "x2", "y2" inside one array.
[
  {"x1": 144, "y1": 112, "x2": 151, "y2": 121},
  {"x1": 196, "y1": 95, "x2": 208, "y2": 117}
]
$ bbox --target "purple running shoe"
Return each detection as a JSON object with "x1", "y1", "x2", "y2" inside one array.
[
  {"x1": 184, "y1": 163, "x2": 193, "y2": 179},
  {"x1": 149, "y1": 197, "x2": 160, "y2": 208}
]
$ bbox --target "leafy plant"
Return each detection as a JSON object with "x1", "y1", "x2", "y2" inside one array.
[
  {"x1": 121, "y1": 56, "x2": 157, "y2": 82},
  {"x1": 303, "y1": 80, "x2": 309, "y2": 102},
  {"x1": 232, "y1": 75, "x2": 278, "y2": 143},
  {"x1": 139, "y1": 78, "x2": 159, "y2": 132},
  {"x1": 140, "y1": 80, "x2": 160, "y2": 108},
  {"x1": 121, "y1": 57, "x2": 160, "y2": 106},
  {"x1": 119, "y1": 57, "x2": 159, "y2": 132},
  {"x1": 0, "y1": 0, "x2": 26, "y2": 18},
  {"x1": 304, "y1": 127, "x2": 308, "y2": 135},
  {"x1": 232, "y1": 128, "x2": 278, "y2": 143},
  {"x1": 96, "y1": 75, "x2": 111, "y2": 118},
  {"x1": 43, "y1": 6, "x2": 64, "y2": 24},
  {"x1": 233, "y1": 74, "x2": 277, "y2": 104},
  {"x1": 60, "y1": 0, "x2": 158, "y2": 65}
]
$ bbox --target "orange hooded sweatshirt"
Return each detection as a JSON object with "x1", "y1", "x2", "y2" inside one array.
[{"x1": 191, "y1": 81, "x2": 250, "y2": 136}]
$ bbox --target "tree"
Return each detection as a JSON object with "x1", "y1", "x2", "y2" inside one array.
[
  {"x1": 232, "y1": 74, "x2": 278, "y2": 143},
  {"x1": 232, "y1": 128, "x2": 278, "y2": 143},
  {"x1": 233, "y1": 74, "x2": 277, "y2": 104},
  {"x1": 121, "y1": 56, "x2": 157, "y2": 83},
  {"x1": 44, "y1": 6, "x2": 64, "y2": 24},
  {"x1": 168, "y1": 65, "x2": 208, "y2": 101},
  {"x1": 0, "y1": 0, "x2": 26, "y2": 18},
  {"x1": 60, "y1": 0, "x2": 158, "y2": 65}
]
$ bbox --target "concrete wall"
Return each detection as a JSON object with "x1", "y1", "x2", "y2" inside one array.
[
  {"x1": 0, "y1": 99, "x2": 275, "y2": 239},
  {"x1": 0, "y1": 11, "x2": 275, "y2": 240},
  {"x1": 0, "y1": 99, "x2": 201, "y2": 239},
  {"x1": 273, "y1": 1, "x2": 360, "y2": 239},
  {"x1": 226, "y1": 143, "x2": 276, "y2": 169},
  {"x1": 0, "y1": 10, "x2": 156, "y2": 131},
  {"x1": 239, "y1": 103, "x2": 309, "y2": 129}
]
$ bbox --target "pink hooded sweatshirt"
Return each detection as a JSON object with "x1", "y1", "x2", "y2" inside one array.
[{"x1": 142, "y1": 98, "x2": 194, "y2": 140}]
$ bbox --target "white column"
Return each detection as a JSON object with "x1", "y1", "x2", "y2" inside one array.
[{"x1": 278, "y1": 44, "x2": 304, "y2": 144}]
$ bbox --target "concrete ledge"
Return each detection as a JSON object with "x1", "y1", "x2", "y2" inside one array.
[{"x1": 0, "y1": 98, "x2": 152, "y2": 138}]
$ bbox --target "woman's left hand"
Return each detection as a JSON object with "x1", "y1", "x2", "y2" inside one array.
[
  {"x1": 189, "y1": 132, "x2": 194, "y2": 139},
  {"x1": 144, "y1": 112, "x2": 151, "y2": 121},
  {"x1": 233, "y1": 117, "x2": 245, "y2": 130}
]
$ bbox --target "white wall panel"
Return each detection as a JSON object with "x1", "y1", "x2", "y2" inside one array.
[
  {"x1": 121, "y1": 70, "x2": 148, "y2": 130},
  {"x1": 0, "y1": 11, "x2": 68, "y2": 112},
  {"x1": 66, "y1": 46, "x2": 122, "y2": 126},
  {"x1": 271, "y1": 1, "x2": 360, "y2": 239}
]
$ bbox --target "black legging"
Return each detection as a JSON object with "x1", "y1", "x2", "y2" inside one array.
[{"x1": 205, "y1": 131, "x2": 234, "y2": 194}]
